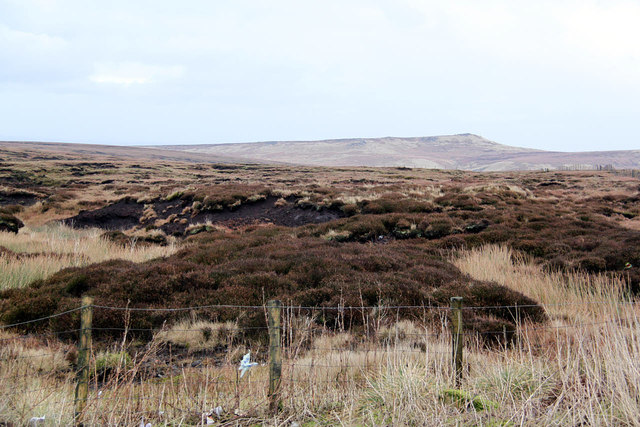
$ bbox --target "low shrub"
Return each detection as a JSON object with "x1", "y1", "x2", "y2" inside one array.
[{"x1": 0, "y1": 231, "x2": 546, "y2": 342}]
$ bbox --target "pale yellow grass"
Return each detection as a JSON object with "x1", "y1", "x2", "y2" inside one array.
[
  {"x1": 0, "y1": 223, "x2": 178, "y2": 289},
  {"x1": 462, "y1": 183, "x2": 532, "y2": 198},
  {"x1": 452, "y1": 244, "x2": 633, "y2": 322},
  {"x1": 155, "y1": 319, "x2": 240, "y2": 352}
]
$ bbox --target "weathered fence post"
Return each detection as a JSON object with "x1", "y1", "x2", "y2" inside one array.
[
  {"x1": 74, "y1": 295, "x2": 93, "y2": 426},
  {"x1": 267, "y1": 300, "x2": 282, "y2": 413},
  {"x1": 450, "y1": 297, "x2": 463, "y2": 388}
]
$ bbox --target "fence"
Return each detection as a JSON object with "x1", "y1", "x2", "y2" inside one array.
[{"x1": 0, "y1": 296, "x2": 638, "y2": 425}]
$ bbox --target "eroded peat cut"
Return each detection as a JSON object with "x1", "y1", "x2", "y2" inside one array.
[{"x1": 62, "y1": 194, "x2": 345, "y2": 235}]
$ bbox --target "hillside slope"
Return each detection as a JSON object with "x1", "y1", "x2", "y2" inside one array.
[
  {"x1": 0, "y1": 141, "x2": 254, "y2": 164},
  {"x1": 157, "y1": 134, "x2": 640, "y2": 171}
]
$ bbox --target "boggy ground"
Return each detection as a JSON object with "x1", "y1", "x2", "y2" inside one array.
[{"x1": 1, "y1": 148, "x2": 639, "y2": 342}]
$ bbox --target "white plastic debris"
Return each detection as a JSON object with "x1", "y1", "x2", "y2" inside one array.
[
  {"x1": 139, "y1": 417, "x2": 152, "y2": 427},
  {"x1": 203, "y1": 406, "x2": 223, "y2": 424},
  {"x1": 28, "y1": 416, "x2": 45, "y2": 426},
  {"x1": 238, "y1": 351, "x2": 258, "y2": 377}
]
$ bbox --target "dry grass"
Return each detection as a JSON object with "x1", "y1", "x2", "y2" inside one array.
[
  {"x1": 155, "y1": 319, "x2": 240, "y2": 352},
  {"x1": 2, "y1": 248, "x2": 640, "y2": 424},
  {"x1": 452, "y1": 244, "x2": 632, "y2": 322},
  {"x1": 0, "y1": 223, "x2": 178, "y2": 290}
]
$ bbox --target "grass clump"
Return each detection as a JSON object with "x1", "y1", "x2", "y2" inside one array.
[
  {"x1": 94, "y1": 350, "x2": 132, "y2": 377},
  {"x1": 155, "y1": 319, "x2": 239, "y2": 351},
  {"x1": 439, "y1": 388, "x2": 499, "y2": 411}
]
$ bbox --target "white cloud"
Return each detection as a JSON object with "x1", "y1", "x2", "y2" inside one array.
[
  {"x1": 404, "y1": 0, "x2": 640, "y2": 88},
  {"x1": 1, "y1": 0, "x2": 639, "y2": 149},
  {"x1": 89, "y1": 62, "x2": 185, "y2": 85},
  {"x1": 0, "y1": 24, "x2": 66, "y2": 50},
  {"x1": 561, "y1": 1, "x2": 640, "y2": 81}
]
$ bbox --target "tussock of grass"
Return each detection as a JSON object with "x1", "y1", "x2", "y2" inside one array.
[{"x1": 155, "y1": 319, "x2": 239, "y2": 351}]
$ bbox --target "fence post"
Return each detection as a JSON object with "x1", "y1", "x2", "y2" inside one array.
[
  {"x1": 267, "y1": 300, "x2": 282, "y2": 413},
  {"x1": 74, "y1": 296, "x2": 93, "y2": 426},
  {"x1": 450, "y1": 297, "x2": 463, "y2": 388}
]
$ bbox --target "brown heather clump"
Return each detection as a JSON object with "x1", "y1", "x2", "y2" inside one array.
[{"x1": 0, "y1": 228, "x2": 545, "y2": 341}]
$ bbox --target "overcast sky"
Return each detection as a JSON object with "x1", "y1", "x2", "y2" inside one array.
[{"x1": 1, "y1": 0, "x2": 639, "y2": 151}]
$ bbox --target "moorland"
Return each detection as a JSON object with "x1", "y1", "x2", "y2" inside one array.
[{"x1": 1, "y1": 142, "x2": 639, "y2": 425}]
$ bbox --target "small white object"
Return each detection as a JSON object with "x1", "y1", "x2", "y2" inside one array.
[
  {"x1": 139, "y1": 417, "x2": 152, "y2": 427},
  {"x1": 28, "y1": 416, "x2": 45, "y2": 426},
  {"x1": 206, "y1": 414, "x2": 215, "y2": 425},
  {"x1": 213, "y1": 405, "x2": 223, "y2": 417},
  {"x1": 238, "y1": 351, "x2": 258, "y2": 377}
]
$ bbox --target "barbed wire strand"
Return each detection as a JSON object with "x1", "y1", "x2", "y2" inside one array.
[
  {"x1": 0, "y1": 307, "x2": 84, "y2": 329},
  {"x1": 2, "y1": 300, "x2": 636, "y2": 331}
]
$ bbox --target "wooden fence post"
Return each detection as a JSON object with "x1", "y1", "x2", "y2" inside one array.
[
  {"x1": 74, "y1": 296, "x2": 93, "y2": 426},
  {"x1": 267, "y1": 300, "x2": 282, "y2": 413},
  {"x1": 450, "y1": 297, "x2": 463, "y2": 388}
]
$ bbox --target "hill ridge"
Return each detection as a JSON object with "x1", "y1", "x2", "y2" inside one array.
[{"x1": 153, "y1": 134, "x2": 638, "y2": 171}]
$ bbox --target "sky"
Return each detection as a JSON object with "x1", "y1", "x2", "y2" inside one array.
[{"x1": 0, "y1": 0, "x2": 639, "y2": 152}]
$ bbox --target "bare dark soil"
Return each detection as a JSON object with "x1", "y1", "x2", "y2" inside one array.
[
  {"x1": 63, "y1": 196, "x2": 345, "y2": 235},
  {"x1": 0, "y1": 189, "x2": 40, "y2": 207},
  {"x1": 63, "y1": 198, "x2": 143, "y2": 230},
  {"x1": 0, "y1": 208, "x2": 24, "y2": 233}
]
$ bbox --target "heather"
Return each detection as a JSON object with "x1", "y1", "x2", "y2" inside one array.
[{"x1": 0, "y1": 229, "x2": 545, "y2": 338}]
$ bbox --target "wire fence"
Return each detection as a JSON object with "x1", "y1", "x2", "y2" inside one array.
[{"x1": 1, "y1": 298, "x2": 639, "y2": 424}]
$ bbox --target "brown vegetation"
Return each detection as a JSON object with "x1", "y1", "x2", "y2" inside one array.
[
  {"x1": 2, "y1": 144, "x2": 640, "y2": 424},
  {"x1": 0, "y1": 230, "x2": 544, "y2": 340}
]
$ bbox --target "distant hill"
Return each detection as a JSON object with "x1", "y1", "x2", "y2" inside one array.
[
  {"x1": 156, "y1": 134, "x2": 640, "y2": 171},
  {"x1": 0, "y1": 141, "x2": 250, "y2": 164},
  {"x1": 3, "y1": 135, "x2": 639, "y2": 171}
]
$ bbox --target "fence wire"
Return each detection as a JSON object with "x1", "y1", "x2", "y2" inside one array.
[{"x1": 1, "y1": 299, "x2": 640, "y2": 422}]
